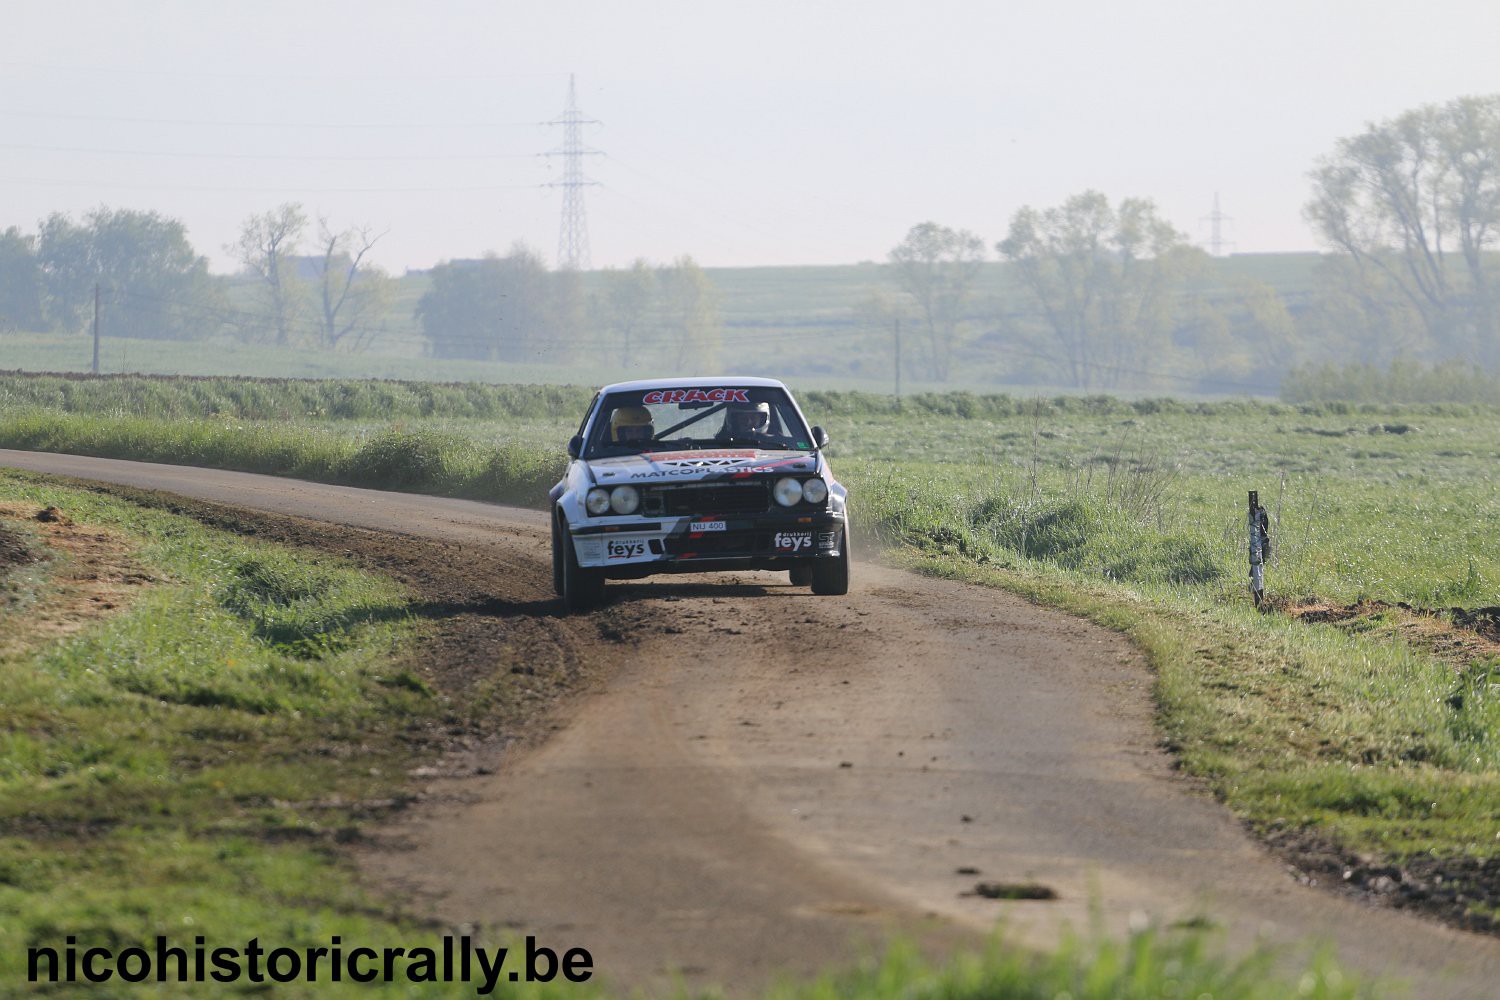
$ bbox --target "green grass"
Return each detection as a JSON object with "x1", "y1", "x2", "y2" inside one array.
[
  {"x1": 0, "y1": 473, "x2": 1384, "y2": 997},
  {"x1": 0, "y1": 473, "x2": 496, "y2": 995},
  {"x1": 5, "y1": 372, "x2": 1499, "y2": 960}
]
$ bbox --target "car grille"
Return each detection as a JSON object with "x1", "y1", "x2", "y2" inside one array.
[{"x1": 644, "y1": 482, "x2": 769, "y2": 516}]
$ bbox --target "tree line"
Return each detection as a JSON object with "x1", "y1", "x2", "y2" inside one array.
[
  {"x1": 0, "y1": 204, "x2": 725, "y2": 370},
  {"x1": 4, "y1": 93, "x2": 1497, "y2": 393},
  {"x1": 864, "y1": 93, "x2": 1500, "y2": 393}
]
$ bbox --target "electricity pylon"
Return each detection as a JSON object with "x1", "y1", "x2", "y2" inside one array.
[{"x1": 545, "y1": 74, "x2": 601, "y2": 271}]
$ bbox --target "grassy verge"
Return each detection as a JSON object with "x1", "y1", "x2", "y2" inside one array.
[
  {"x1": 856, "y1": 461, "x2": 1500, "y2": 931},
  {"x1": 0, "y1": 473, "x2": 499, "y2": 996},
  {"x1": 0, "y1": 474, "x2": 1379, "y2": 997}
]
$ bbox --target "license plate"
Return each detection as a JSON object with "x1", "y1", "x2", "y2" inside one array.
[{"x1": 689, "y1": 520, "x2": 727, "y2": 532}]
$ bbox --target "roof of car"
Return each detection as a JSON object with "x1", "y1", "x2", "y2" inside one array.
[{"x1": 597, "y1": 375, "x2": 790, "y2": 394}]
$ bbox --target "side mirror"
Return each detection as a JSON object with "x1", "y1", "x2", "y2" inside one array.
[
  {"x1": 811, "y1": 425, "x2": 830, "y2": 449},
  {"x1": 567, "y1": 435, "x2": 583, "y2": 459}
]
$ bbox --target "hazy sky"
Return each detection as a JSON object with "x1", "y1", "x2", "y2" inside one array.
[{"x1": 4, "y1": 1, "x2": 1498, "y2": 274}]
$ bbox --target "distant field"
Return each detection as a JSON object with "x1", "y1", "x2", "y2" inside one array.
[
  {"x1": 1, "y1": 252, "x2": 1322, "y2": 392},
  {"x1": 4, "y1": 372, "x2": 1497, "y2": 931}
]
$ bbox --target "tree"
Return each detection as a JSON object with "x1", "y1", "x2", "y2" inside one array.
[
  {"x1": 312, "y1": 217, "x2": 392, "y2": 351},
  {"x1": 35, "y1": 207, "x2": 219, "y2": 340},
  {"x1": 998, "y1": 192, "x2": 1201, "y2": 390},
  {"x1": 657, "y1": 256, "x2": 721, "y2": 372},
  {"x1": 0, "y1": 227, "x2": 44, "y2": 332},
  {"x1": 417, "y1": 244, "x2": 556, "y2": 361},
  {"x1": 229, "y1": 203, "x2": 308, "y2": 346},
  {"x1": 606, "y1": 258, "x2": 656, "y2": 367},
  {"x1": 887, "y1": 222, "x2": 985, "y2": 382},
  {"x1": 1305, "y1": 94, "x2": 1500, "y2": 365}
]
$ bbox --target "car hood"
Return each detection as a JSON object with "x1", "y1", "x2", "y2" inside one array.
[{"x1": 587, "y1": 448, "x2": 820, "y2": 485}]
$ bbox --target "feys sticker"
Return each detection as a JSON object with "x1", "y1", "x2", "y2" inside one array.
[
  {"x1": 774, "y1": 531, "x2": 813, "y2": 553},
  {"x1": 606, "y1": 539, "x2": 647, "y2": 560},
  {"x1": 642, "y1": 388, "x2": 751, "y2": 405}
]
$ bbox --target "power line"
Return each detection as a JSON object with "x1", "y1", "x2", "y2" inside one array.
[
  {"x1": 0, "y1": 108, "x2": 547, "y2": 129},
  {"x1": 0, "y1": 141, "x2": 543, "y2": 162},
  {"x1": 9, "y1": 61, "x2": 568, "y2": 84},
  {"x1": 5, "y1": 177, "x2": 543, "y2": 195}
]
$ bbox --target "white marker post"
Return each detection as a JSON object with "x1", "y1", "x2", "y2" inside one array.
[{"x1": 1248, "y1": 490, "x2": 1270, "y2": 607}]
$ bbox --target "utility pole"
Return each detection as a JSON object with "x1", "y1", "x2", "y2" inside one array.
[
  {"x1": 91, "y1": 283, "x2": 101, "y2": 375},
  {"x1": 545, "y1": 74, "x2": 602, "y2": 271},
  {"x1": 893, "y1": 316, "x2": 902, "y2": 399}
]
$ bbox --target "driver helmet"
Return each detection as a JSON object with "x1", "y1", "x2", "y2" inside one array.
[
  {"x1": 611, "y1": 405, "x2": 654, "y2": 443},
  {"x1": 725, "y1": 400, "x2": 771, "y2": 436}
]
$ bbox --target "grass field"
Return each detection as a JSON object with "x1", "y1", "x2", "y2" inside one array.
[{"x1": 0, "y1": 414, "x2": 1381, "y2": 996}]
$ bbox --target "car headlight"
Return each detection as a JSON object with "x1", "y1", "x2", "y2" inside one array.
[
  {"x1": 609, "y1": 485, "x2": 640, "y2": 515},
  {"x1": 773, "y1": 477, "x2": 804, "y2": 507},
  {"x1": 585, "y1": 488, "x2": 612, "y2": 515},
  {"x1": 802, "y1": 477, "x2": 828, "y2": 504}
]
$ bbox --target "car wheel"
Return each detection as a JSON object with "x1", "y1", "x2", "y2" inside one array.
[
  {"x1": 811, "y1": 524, "x2": 850, "y2": 596},
  {"x1": 551, "y1": 511, "x2": 565, "y2": 596},
  {"x1": 560, "y1": 517, "x2": 605, "y2": 612},
  {"x1": 788, "y1": 563, "x2": 813, "y2": 586}
]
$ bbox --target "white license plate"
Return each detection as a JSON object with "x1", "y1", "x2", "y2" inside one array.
[{"x1": 689, "y1": 520, "x2": 727, "y2": 532}]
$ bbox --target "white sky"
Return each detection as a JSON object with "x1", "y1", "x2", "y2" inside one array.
[{"x1": 3, "y1": 0, "x2": 1498, "y2": 274}]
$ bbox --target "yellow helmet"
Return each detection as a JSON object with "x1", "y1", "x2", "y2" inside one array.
[{"x1": 611, "y1": 405, "x2": 653, "y2": 443}]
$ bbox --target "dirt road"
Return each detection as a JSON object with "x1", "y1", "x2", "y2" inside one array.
[{"x1": 6, "y1": 449, "x2": 1500, "y2": 998}]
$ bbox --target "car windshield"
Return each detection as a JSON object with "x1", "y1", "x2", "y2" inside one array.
[{"x1": 585, "y1": 386, "x2": 813, "y2": 458}]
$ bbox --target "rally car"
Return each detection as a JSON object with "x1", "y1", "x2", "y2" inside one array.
[{"x1": 549, "y1": 376, "x2": 849, "y2": 611}]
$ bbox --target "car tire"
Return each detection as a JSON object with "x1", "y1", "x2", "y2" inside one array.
[
  {"x1": 788, "y1": 563, "x2": 814, "y2": 586},
  {"x1": 551, "y1": 511, "x2": 566, "y2": 596},
  {"x1": 559, "y1": 516, "x2": 605, "y2": 612},
  {"x1": 810, "y1": 523, "x2": 850, "y2": 596}
]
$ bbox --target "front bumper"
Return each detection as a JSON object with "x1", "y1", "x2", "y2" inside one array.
[{"x1": 571, "y1": 510, "x2": 845, "y2": 573}]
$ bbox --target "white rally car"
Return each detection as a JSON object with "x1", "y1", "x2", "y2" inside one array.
[{"x1": 549, "y1": 376, "x2": 850, "y2": 610}]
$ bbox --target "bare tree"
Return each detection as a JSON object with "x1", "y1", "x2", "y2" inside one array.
[
  {"x1": 229, "y1": 203, "x2": 307, "y2": 346},
  {"x1": 887, "y1": 222, "x2": 985, "y2": 382},
  {"x1": 1305, "y1": 94, "x2": 1500, "y2": 364},
  {"x1": 314, "y1": 217, "x2": 391, "y2": 351}
]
